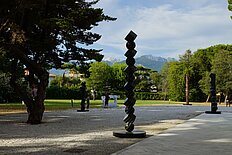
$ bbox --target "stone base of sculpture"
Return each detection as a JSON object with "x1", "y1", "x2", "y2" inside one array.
[
  {"x1": 183, "y1": 103, "x2": 192, "y2": 105},
  {"x1": 77, "y1": 109, "x2": 89, "y2": 112},
  {"x1": 113, "y1": 130, "x2": 146, "y2": 138},
  {"x1": 205, "y1": 111, "x2": 221, "y2": 114}
]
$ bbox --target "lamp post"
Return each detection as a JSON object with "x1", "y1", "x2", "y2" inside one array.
[{"x1": 113, "y1": 31, "x2": 146, "y2": 138}]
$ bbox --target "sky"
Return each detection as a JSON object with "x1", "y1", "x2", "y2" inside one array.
[{"x1": 88, "y1": 0, "x2": 232, "y2": 60}]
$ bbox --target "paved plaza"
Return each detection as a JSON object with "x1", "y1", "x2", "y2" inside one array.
[{"x1": 0, "y1": 105, "x2": 231, "y2": 155}]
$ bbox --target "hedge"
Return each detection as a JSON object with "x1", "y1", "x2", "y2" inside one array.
[
  {"x1": 46, "y1": 86, "x2": 168, "y2": 101},
  {"x1": 46, "y1": 86, "x2": 82, "y2": 99}
]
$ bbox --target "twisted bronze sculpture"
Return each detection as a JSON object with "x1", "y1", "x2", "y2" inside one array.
[
  {"x1": 113, "y1": 31, "x2": 146, "y2": 138},
  {"x1": 123, "y1": 31, "x2": 137, "y2": 132}
]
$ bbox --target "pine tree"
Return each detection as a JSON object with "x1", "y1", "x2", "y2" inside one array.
[{"x1": 0, "y1": 0, "x2": 116, "y2": 124}]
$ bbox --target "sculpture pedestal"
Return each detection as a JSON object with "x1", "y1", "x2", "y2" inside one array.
[
  {"x1": 183, "y1": 104, "x2": 192, "y2": 106},
  {"x1": 113, "y1": 130, "x2": 146, "y2": 138},
  {"x1": 205, "y1": 111, "x2": 221, "y2": 114},
  {"x1": 77, "y1": 110, "x2": 89, "y2": 112}
]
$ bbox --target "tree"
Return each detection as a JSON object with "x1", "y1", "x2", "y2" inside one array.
[
  {"x1": 179, "y1": 50, "x2": 193, "y2": 105},
  {"x1": 212, "y1": 50, "x2": 232, "y2": 101},
  {"x1": 160, "y1": 62, "x2": 170, "y2": 100},
  {"x1": 198, "y1": 71, "x2": 211, "y2": 102},
  {"x1": 228, "y1": 0, "x2": 232, "y2": 19},
  {"x1": 50, "y1": 75, "x2": 81, "y2": 87},
  {"x1": 0, "y1": 48, "x2": 22, "y2": 102},
  {"x1": 196, "y1": 45, "x2": 232, "y2": 102},
  {"x1": 167, "y1": 61, "x2": 185, "y2": 101},
  {"x1": 0, "y1": 0, "x2": 115, "y2": 124},
  {"x1": 150, "y1": 71, "x2": 161, "y2": 92},
  {"x1": 111, "y1": 63, "x2": 126, "y2": 91},
  {"x1": 134, "y1": 65, "x2": 155, "y2": 92},
  {"x1": 87, "y1": 62, "x2": 113, "y2": 92}
]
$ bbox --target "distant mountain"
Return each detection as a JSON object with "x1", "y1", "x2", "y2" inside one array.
[
  {"x1": 104, "y1": 55, "x2": 176, "y2": 72},
  {"x1": 49, "y1": 68, "x2": 65, "y2": 75},
  {"x1": 103, "y1": 57, "x2": 121, "y2": 66},
  {"x1": 50, "y1": 55, "x2": 176, "y2": 75},
  {"x1": 135, "y1": 55, "x2": 176, "y2": 72}
]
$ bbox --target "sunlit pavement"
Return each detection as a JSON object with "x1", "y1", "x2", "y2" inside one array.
[
  {"x1": 1, "y1": 105, "x2": 232, "y2": 155},
  {"x1": 113, "y1": 111, "x2": 232, "y2": 155}
]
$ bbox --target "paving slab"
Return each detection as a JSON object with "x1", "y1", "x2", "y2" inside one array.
[{"x1": 113, "y1": 112, "x2": 232, "y2": 155}]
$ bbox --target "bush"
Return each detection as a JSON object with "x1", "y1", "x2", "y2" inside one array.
[
  {"x1": 46, "y1": 86, "x2": 82, "y2": 99},
  {"x1": 135, "y1": 92, "x2": 166, "y2": 100},
  {"x1": 98, "y1": 90, "x2": 166, "y2": 100}
]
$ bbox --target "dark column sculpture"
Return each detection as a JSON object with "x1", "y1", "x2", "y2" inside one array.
[
  {"x1": 205, "y1": 73, "x2": 221, "y2": 114},
  {"x1": 77, "y1": 82, "x2": 89, "y2": 112},
  {"x1": 113, "y1": 31, "x2": 146, "y2": 138}
]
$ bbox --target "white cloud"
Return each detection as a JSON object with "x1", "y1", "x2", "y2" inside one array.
[{"x1": 92, "y1": 0, "x2": 232, "y2": 59}]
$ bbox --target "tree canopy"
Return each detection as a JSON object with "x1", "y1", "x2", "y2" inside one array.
[
  {"x1": 165, "y1": 44, "x2": 232, "y2": 102},
  {"x1": 0, "y1": 0, "x2": 116, "y2": 124}
]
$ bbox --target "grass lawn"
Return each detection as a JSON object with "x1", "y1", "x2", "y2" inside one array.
[{"x1": 0, "y1": 99, "x2": 211, "y2": 115}]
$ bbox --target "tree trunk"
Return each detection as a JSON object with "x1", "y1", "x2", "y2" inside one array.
[
  {"x1": 26, "y1": 99, "x2": 45, "y2": 124},
  {"x1": 9, "y1": 46, "x2": 49, "y2": 124},
  {"x1": 26, "y1": 71, "x2": 48, "y2": 124},
  {"x1": 185, "y1": 74, "x2": 189, "y2": 105},
  {"x1": 206, "y1": 95, "x2": 210, "y2": 103},
  {"x1": 10, "y1": 60, "x2": 48, "y2": 124},
  {"x1": 225, "y1": 95, "x2": 228, "y2": 105},
  {"x1": 11, "y1": 71, "x2": 48, "y2": 124}
]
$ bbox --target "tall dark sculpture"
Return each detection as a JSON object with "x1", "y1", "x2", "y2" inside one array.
[
  {"x1": 77, "y1": 82, "x2": 89, "y2": 112},
  {"x1": 113, "y1": 31, "x2": 146, "y2": 138},
  {"x1": 205, "y1": 73, "x2": 221, "y2": 114}
]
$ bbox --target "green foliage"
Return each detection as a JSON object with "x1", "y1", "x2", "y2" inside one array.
[
  {"x1": 135, "y1": 92, "x2": 167, "y2": 100},
  {"x1": 50, "y1": 75, "x2": 81, "y2": 87},
  {"x1": 134, "y1": 65, "x2": 156, "y2": 92},
  {"x1": 229, "y1": 0, "x2": 232, "y2": 11},
  {"x1": 87, "y1": 62, "x2": 113, "y2": 91},
  {"x1": 199, "y1": 71, "x2": 211, "y2": 95},
  {"x1": 160, "y1": 62, "x2": 169, "y2": 100},
  {"x1": 212, "y1": 50, "x2": 232, "y2": 96},
  {"x1": 196, "y1": 45, "x2": 232, "y2": 98},
  {"x1": 111, "y1": 63, "x2": 127, "y2": 91},
  {"x1": 165, "y1": 45, "x2": 232, "y2": 102},
  {"x1": 0, "y1": 1, "x2": 115, "y2": 122},
  {"x1": 179, "y1": 49, "x2": 193, "y2": 75},
  {"x1": 46, "y1": 85, "x2": 82, "y2": 99},
  {"x1": 0, "y1": 72, "x2": 21, "y2": 102},
  {"x1": 167, "y1": 62, "x2": 185, "y2": 101},
  {"x1": 136, "y1": 80, "x2": 153, "y2": 92},
  {"x1": 0, "y1": 0, "x2": 115, "y2": 93},
  {"x1": 150, "y1": 71, "x2": 161, "y2": 91}
]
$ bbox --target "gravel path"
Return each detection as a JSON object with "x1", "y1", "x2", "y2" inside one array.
[{"x1": 0, "y1": 105, "x2": 229, "y2": 155}]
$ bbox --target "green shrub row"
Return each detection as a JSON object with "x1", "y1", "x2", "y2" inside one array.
[
  {"x1": 46, "y1": 86, "x2": 82, "y2": 99},
  {"x1": 46, "y1": 86, "x2": 167, "y2": 100},
  {"x1": 135, "y1": 92, "x2": 167, "y2": 100}
]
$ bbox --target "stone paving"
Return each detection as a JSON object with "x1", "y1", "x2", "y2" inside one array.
[
  {"x1": 113, "y1": 111, "x2": 232, "y2": 155},
  {"x1": 0, "y1": 105, "x2": 230, "y2": 155}
]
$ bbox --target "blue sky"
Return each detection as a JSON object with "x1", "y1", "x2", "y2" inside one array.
[{"x1": 88, "y1": 0, "x2": 232, "y2": 60}]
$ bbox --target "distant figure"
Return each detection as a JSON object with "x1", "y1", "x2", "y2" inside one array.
[
  {"x1": 86, "y1": 93, "x2": 90, "y2": 109},
  {"x1": 226, "y1": 96, "x2": 231, "y2": 107},
  {"x1": 80, "y1": 82, "x2": 86, "y2": 111},
  {"x1": 91, "y1": 90, "x2": 96, "y2": 100},
  {"x1": 226, "y1": 99, "x2": 230, "y2": 107},
  {"x1": 105, "y1": 93, "x2": 110, "y2": 107}
]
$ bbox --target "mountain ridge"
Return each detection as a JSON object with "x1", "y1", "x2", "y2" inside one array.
[
  {"x1": 103, "y1": 55, "x2": 176, "y2": 72},
  {"x1": 50, "y1": 55, "x2": 176, "y2": 75}
]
